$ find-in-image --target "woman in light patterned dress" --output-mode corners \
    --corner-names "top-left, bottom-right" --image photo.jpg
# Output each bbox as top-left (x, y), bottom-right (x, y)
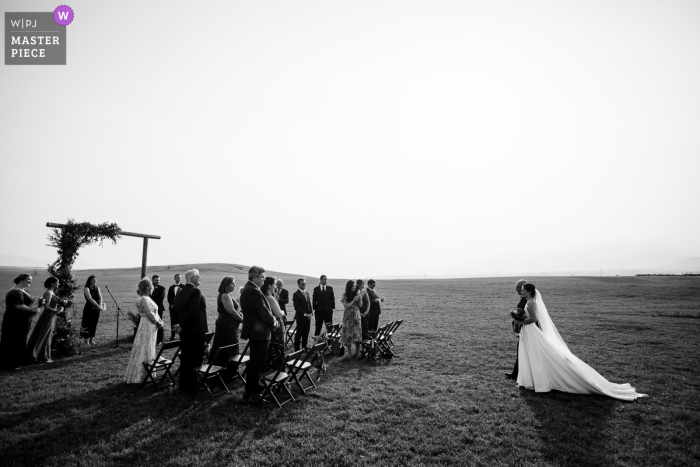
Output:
top-left (125, 277), bottom-right (163, 384)
top-left (340, 280), bottom-right (363, 358)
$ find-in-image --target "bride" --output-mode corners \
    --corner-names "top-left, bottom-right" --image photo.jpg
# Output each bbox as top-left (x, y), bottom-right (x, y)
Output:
top-left (512, 283), bottom-right (647, 401)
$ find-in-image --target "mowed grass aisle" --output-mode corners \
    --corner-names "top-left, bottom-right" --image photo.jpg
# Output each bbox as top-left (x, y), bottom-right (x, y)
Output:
top-left (0, 267), bottom-right (698, 466)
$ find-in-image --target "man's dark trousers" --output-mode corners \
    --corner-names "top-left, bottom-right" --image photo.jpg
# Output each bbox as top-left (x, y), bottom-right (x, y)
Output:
top-left (179, 334), bottom-right (205, 392)
top-left (294, 317), bottom-right (310, 351)
top-left (245, 339), bottom-right (270, 396)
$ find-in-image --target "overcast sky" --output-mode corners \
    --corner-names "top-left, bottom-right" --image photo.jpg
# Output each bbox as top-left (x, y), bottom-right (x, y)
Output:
top-left (1, 0), bottom-right (699, 278)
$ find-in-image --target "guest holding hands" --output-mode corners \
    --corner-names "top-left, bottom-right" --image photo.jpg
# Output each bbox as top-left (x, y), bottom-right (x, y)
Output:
top-left (26, 276), bottom-right (63, 364)
top-left (125, 277), bottom-right (164, 384)
top-left (262, 276), bottom-right (286, 346)
top-left (0, 274), bottom-right (39, 371)
top-left (275, 279), bottom-right (289, 316)
top-left (356, 279), bottom-right (371, 341)
top-left (292, 278), bottom-right (313, 351)
top-left (80, 275), bottom-right (104, 345)
top-left (366, 279), bottom-right (384, 334)
top-left (150, 275), bottom-right (166, 345)
top-left (341, 280), bottom-right (363, 358)
top-left (166, 274), bottom-right (184, 341)
top-left (210, 277), bottom-right (243, 367)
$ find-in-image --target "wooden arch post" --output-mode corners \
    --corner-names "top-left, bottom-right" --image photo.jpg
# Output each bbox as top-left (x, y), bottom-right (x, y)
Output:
top-left (46, 223), bottom-right (161, 278)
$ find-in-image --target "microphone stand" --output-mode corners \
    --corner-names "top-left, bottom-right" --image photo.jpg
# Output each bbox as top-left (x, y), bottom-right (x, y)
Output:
top-left (105, 286), bottom-right (123, 348)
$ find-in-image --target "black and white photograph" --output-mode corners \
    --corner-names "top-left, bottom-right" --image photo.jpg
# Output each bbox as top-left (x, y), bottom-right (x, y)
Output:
top-left (1, 1), bottom-right (698, 465)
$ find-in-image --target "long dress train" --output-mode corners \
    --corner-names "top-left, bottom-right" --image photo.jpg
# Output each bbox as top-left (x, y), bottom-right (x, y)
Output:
top-left (517, 291), bottom-right (647, 401)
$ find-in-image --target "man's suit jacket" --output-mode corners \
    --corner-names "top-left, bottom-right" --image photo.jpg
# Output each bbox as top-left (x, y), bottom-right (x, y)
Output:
top-left (367, 288), bottom-right (381, 316)
top-left (151, 284), bottom-right (166, 313)
top-left (312, 285), bottom-right (335, 313)
top-left (173, 284), bottom-right (208, 337)
top-left (277, 288), bottom-right (289, 313)
top-left (167, 283), bottom-right (184, 308)
top-left (240, 281), bottom-right (276, 341)
top-left (293, 289), bottom-right (313, 321)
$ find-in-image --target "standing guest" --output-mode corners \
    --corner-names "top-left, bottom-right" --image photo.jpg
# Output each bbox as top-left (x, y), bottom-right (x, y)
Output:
top-left (26, 276), bottom-right (64, 364)
top-left (356, 279), bottom-right (371, 341)
top-left (167, 274), bottom-right (184, 340)
top-left (151, 275), bottom-right (167, 345)
top-left (312, 275), bottom-right (335, 339)
top-left (80, 275), bottom-right (104, 346)
top-left (0, 274), bottom-right (39, 371)
top-left (210, 276), bottom-right (243, 368)
top-left (505, 279), bottom-right (528, 379)
top-left (293, 278), bottom-right (313, 351)
top-left (263, 277), bottom-right (286, 322)
top-left (173, 269), bottom-right (208, 393)
top-left (240, 266), bottom-right (277, 404)
top-left (125, 277), bottom-right (164, 383)
top-left (275, 279), bottom-right (289, 317)
top-left (366, 279), bottom-right (384, 334)
top-left (340, 280), bottom-right (363, 358)
top-left (262, 277), bottom-right (286, 346)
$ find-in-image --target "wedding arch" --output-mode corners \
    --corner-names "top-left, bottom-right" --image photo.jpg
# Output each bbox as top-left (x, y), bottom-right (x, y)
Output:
top-left (45, 219), bottom-right (160, 354)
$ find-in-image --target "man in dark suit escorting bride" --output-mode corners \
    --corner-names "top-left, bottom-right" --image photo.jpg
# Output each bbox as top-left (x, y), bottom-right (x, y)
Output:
top-left (505, 279), bottom-right (528, 379)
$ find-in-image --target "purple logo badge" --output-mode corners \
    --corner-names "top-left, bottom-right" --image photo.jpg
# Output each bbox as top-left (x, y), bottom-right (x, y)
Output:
top-left (53, 5), bottom-right (74, 26)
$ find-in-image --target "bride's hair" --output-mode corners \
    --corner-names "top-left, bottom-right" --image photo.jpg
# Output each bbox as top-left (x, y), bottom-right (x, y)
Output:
top-left (523, 283), bottom-right (536, 298)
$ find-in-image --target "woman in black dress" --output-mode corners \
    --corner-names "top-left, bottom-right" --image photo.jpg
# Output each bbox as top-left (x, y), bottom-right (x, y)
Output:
top-left (0, 274), bottom-right (39, 370)
top-left (27, 276), bottom-right (63, 363)
top-left (210, 276), bottom-right (243, 367)
top-left (80, 275), bottom-right (104, 345)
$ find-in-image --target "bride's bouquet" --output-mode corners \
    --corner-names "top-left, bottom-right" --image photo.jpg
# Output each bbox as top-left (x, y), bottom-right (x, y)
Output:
top-left (510, 308), bottom-right (526, 334)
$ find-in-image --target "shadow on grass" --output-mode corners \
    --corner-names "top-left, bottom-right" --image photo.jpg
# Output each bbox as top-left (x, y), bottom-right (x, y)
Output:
top-left (0, 350), bottom-right (390, 466)
top-left (520, 388), bottom-right (618, 467)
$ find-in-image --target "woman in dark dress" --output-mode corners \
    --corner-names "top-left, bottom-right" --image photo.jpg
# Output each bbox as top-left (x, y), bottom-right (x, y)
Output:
top-left (27, 276), bottom-right (63, 363)
top-left (0, 274), bottom-right (39, 370)
top-left (210, 276), bottom-right (243, 367)
top-left (80, 275), bottom-right (104, 345)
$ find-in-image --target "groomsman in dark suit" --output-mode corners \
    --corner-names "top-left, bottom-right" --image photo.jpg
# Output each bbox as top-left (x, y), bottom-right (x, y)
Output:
top-left (173, 269), bottom-right (208, 393)
top-left (366, 279), bottom-right (384, 333)
top-left (240, 265), bottom-right (277, 403)
top-left (292, 278), bottom-right (313, 351)
top-left (505, 279), bottom-right (528, 380)
top-left (150, 275), bottom-right (166, 345)
top-left (275, 279), bottom-right (289, 316)
top-left (312, 275), bottom-right (335, 337)
top-left (167, 273), bottom-right (184, 340)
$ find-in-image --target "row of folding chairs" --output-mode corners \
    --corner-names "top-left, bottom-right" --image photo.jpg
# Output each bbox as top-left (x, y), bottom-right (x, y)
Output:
top-left (361, 319), bottom-right (404, 361)
top-left (140, 331), bottom-right (329, 406)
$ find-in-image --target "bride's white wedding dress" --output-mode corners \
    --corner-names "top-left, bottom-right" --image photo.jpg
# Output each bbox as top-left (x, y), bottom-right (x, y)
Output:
top-left (517, 291), bottom-right (647, 401)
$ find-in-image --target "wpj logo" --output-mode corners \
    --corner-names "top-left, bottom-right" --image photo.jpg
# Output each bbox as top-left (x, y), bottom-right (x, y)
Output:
top-left (4, 9), bottom-right (70, 65)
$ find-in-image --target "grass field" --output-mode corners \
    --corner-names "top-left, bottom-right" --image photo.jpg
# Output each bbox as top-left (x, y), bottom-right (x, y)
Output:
top-left (0, 265), bottom-right (699, 466)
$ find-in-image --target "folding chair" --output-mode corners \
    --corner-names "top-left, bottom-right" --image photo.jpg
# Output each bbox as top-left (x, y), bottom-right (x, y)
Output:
top-left (141, 340), bottom-right (181, 390)
top-left (193, 343), bottom-right (237, 399)
top-left (230, 340), bottom-right (251, 384)
top-left (374, 323), bottom-right (394, 358)
top-left (284, 319), bottom-right (296, 348)
top-left (258, 349), bottom-right (303, 408)
top-left (361, 329), bottom-right (382, 361)
top-left (325, 323), bottom-right (342, 350)
top-left (386, 319), bottom-right (404, 348)
top-left (288, 342), bottom-right (325, 394)
top-left (173, 331), bottom-right (214, 378)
